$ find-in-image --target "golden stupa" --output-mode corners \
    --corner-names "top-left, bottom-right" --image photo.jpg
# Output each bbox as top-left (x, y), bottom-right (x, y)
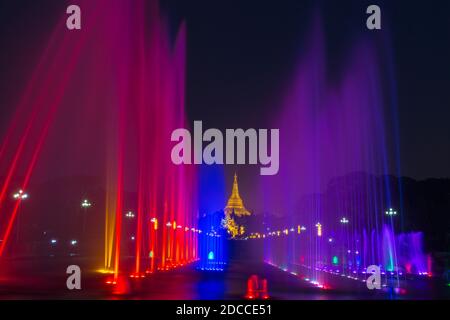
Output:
top-left (224, 173), bottom-right (250, 217)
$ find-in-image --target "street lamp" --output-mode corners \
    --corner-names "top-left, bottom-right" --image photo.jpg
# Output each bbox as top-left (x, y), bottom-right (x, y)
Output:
top-left (385, 208), bottom-right (397, 216)
top-left (13, 189), bottom-right (28, 241)
top-left (13, 189), bottom-right (28, 200)
top-left (340, 217), bottom-right (349, 224)
top-left (125, 211), bottom-right (135, 218)
top-left (339, 217), bottom-right (350, 274)
top-left (150, 218), bottom-right (158, 230)
top-left (81, 199), bottom-right (92, 208)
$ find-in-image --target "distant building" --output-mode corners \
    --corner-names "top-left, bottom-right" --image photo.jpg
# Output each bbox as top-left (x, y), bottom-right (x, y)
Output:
top-left (223, 174), bottom-right (250, 237)
top-left (225, 173), bottom-right (250, 216)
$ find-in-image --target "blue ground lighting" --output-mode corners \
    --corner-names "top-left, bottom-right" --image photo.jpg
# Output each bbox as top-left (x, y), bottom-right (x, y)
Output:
top-left (197, 165), bottom-right (228, 271)
top-left (198, 210), bottom-right (228, 271)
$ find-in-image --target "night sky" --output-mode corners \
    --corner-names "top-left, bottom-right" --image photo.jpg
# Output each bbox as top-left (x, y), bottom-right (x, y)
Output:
top-left (1, 0), bottom-right (449, 189)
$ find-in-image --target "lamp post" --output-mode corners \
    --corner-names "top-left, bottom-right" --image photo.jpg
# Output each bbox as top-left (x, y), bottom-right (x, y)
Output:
top-left (385, 208), bottom-right (397, 216)
top-left (385, 208), bottom-right (398, 274)
top-left (81, 199), bottom-right (92, 235)
top-left (125, 211), bottom-right (135, 219)
top-left (339, 217), bottom-right (349, 274)
top-left (148, 218), bottom-right (158, 273)
top-left (13, 190), bottom-right (28, 200)
top-left (13, 190), bottom-right (28, 242)
top-left (81, 199), bottom-right (91, 208)
top-left (340, 217), bottom-right (349, 224)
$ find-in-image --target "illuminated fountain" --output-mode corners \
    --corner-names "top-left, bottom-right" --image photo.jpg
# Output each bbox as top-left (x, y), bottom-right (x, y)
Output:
top-left (397, 232), bottom-right (428, 275)
top-left (258, 16), bottom-right (427, 289)
top-left (0, 0), bottom-right (198, 285)
top-left (197, 165), bottom-right (227, 271)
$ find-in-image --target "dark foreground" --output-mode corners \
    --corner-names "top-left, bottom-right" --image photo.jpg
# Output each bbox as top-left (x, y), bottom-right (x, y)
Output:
top-left (0, 257), bottom-right (449, 300)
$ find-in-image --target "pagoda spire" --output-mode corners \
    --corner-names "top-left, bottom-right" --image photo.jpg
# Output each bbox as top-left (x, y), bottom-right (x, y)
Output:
top-left (224, 173), bottom-right (250, 217)
top-left (232, 173), bottom-right (239, 196)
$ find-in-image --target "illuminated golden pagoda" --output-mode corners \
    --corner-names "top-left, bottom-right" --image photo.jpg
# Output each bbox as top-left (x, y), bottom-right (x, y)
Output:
top-left (224, 173), bottom-right (250, 217)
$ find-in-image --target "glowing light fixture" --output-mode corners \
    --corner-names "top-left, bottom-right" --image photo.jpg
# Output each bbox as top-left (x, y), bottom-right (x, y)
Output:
top-left (81, 199), bottom-right (92, 208)
top-left (208, 251), bottom-right (215, 260)
top-left (13, 189), bottom-right (28, 200)
top-left (97, 268), bottom-right (114, 274)
top-left (332, 256), bottom-right (339, 265)
top-left (125, 211), bottom-right (135, 218)
top-left (340, 217), bottom-right (349, 224)
top-left (315, 223), bottom-right (322, 237)
top-left (385, 208), bottom-right (397, 216)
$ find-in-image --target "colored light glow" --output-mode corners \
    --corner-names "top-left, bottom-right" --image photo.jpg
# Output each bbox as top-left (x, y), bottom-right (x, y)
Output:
top-left (97, 269), bottom-right (114, 274)
top-left (208, 251), bottom-right (215, 260)
top-left (315, 223), bottom-right (322, 237)
top-left (332, 256), bottom-right (339, 265)
top-left (340, 217), bottom-right (349, 224)
top-left (81, 199), bottom-right (92, 208)
top-left (151, 218), bottom-right (158, 230)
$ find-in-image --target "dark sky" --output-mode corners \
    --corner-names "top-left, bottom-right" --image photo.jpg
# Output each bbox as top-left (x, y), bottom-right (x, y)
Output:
top-left (169, 0), bottom-right (450, 181)
top-left (1, 0), bottom-right (449, 185)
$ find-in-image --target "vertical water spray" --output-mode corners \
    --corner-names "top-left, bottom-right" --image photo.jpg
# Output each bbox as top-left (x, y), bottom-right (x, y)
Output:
top-left (259, 15), bottom-right (411, 288)
top-left (0, 1), bottom-right (199, 286)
